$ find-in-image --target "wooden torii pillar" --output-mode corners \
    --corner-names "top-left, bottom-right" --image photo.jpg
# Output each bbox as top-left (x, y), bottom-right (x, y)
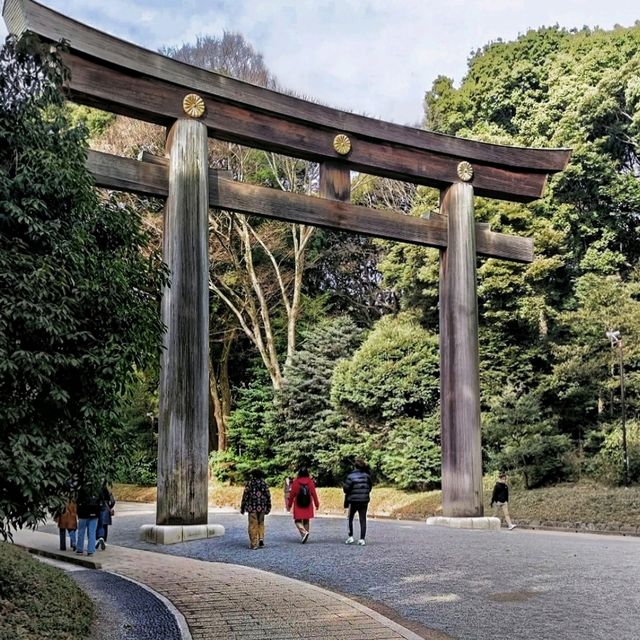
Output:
top-left (5, 0), bottom-right (571, 535)
top-left (158, 119), bottom-right (209, 527)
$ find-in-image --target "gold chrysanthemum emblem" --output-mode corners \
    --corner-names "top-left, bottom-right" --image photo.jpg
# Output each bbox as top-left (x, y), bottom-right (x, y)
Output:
top-left (333, 133), bottom-right (352, 155)
top-left (457, 161), bottom-right (474, 182)
top-left (182, 93), bottom-right (205, 118)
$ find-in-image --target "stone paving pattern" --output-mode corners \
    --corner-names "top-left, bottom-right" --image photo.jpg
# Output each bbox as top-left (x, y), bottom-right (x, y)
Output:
top-left (14, 528), bottom-right (423, 640)
top-left (26, 504), bottom-right (640, 639)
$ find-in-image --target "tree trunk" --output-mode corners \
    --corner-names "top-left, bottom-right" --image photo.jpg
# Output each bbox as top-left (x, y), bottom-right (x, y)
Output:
top-left (209, 356), bottom-right (224, 452)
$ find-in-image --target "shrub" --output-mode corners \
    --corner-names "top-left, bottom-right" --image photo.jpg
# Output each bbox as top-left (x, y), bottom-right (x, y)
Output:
top-left (0, 543), bottom-right (93, 639)
top-left (588, 420), bottom-right (640, 485)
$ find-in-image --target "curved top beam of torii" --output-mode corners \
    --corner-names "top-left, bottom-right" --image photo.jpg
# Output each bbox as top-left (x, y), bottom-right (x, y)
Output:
top-left (4, 0), bottom-right (571, 203)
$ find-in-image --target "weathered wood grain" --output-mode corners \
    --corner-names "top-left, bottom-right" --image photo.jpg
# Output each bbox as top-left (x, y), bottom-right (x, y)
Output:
top-left (439, 183), bottom-right (484, 518)
top-left (138, 150), bottom-right (232, 181)
top-left (156, 120), bottom-right (209, 526)
top-left (65, 53), bottom-right (548, 202)
top-left (3, 0), bottom-right (570, 171)
top-left (86, 150), bottom-right (534, 263)
top-left (319, 161), bottom-right (351, 201)
top-left (3, 0), bottom-right (571, 202)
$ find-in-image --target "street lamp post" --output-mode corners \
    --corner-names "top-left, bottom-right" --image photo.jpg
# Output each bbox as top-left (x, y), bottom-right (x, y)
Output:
top-left (605, 330), bottom-right (629, 486)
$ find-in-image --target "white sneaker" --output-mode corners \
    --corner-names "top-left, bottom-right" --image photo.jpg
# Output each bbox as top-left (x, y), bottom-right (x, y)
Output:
top-left (508, 524), bottom-right (517, 530)
top-left (345, 536), bottom-right (355, 544)
top-left (357, 539), bottom-right (366, 546)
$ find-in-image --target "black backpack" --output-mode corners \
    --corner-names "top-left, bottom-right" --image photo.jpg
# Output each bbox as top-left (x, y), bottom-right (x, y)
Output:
top-left (296, 483), bottom-right (311, 508)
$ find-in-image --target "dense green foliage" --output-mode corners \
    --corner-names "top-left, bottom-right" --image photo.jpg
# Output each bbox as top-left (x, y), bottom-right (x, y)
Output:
top-left (0, 36), bottom-right (166, 538)
top-left (484, 386), bottom-right (572, 488)
top-left (8, 23), bottom-right (640, 500)
top-left (213, 317), bottom-right (362, 484)
top-left (185, 24), bottom-right (640, 490)
top-left (0, 543), bottom-right (94, 639)
top-left (110, 369), bottom-right (159, 486)
top-left (274, 316), bottom-right (363, 483)
top-left (417, 24), bottom-right (640, 484)
top-left (332, 314), bottom-right (441, 489)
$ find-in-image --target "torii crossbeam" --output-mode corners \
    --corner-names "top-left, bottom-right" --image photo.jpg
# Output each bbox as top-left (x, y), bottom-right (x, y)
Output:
top-left (4, 0), bottom-right (570, 534)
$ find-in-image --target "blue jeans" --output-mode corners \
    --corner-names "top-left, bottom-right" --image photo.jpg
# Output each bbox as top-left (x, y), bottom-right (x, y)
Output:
top-left (76, 517), bottom-right (98, 554)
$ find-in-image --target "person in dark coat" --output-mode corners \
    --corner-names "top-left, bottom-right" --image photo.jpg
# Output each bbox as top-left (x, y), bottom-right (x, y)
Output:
top-left (343, 459), bottom-right (372, 546)
top-left (96, 480), bottom-right (116, 550)
top-left (491, 472), bottom-right (517, 530)
top-left (283, 475), bottom-right (293, 513)
top-left (75, 485), bottom-right (101, 556)
top-left (287, 467), bottom-right (319, 543)
top-left (240, 469), bottom-right (272, 549)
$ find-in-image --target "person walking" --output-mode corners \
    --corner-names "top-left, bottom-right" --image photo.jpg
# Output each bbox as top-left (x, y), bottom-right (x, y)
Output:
top-left (491, 472), bottom-right (517, 530)
top-left (343, 459), bottom-right (372, 546)
top-left (75, 484), bottom-right (101, 556)
top-left (55, 501), bottom-right (77, 551)
top-left (240, 469), bottom-right (272, 550)
top-left (287, 467), bottom-right (319, 543)
top-left (96, 480), bottom-right (116, 551)
top-left (283, 475), bottom-right (293, 513)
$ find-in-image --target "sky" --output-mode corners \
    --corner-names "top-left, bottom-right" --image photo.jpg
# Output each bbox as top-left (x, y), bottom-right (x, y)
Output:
top-left (1, 0), bottom-right (639, 125)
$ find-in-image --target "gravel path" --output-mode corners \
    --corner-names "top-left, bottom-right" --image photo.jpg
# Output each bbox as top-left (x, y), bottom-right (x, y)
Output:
top-left (35, 554), bottom-right (182, 640)
top-left (74, 570), bottom-right (182, 640)
top-left (41, 504), bottom-right (640, 640)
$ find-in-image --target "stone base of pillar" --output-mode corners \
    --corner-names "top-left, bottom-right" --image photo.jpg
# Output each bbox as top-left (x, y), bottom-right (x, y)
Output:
top-left (140, 523), bottom-right (225, 545)
top-left (426, 516), bottom-right (501, 530)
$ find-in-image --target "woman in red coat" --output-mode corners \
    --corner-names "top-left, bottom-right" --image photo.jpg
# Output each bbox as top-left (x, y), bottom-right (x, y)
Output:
top-left (286, 467), bottom-right (320, 543)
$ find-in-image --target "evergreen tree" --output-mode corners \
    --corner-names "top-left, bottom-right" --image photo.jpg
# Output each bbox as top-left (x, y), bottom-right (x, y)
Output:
top-left (484, 386), bottom-right (572, 489)
top-left (332, 313), bottom-right (441, 487)
top-left (274, 316), bottom-right (363, 484)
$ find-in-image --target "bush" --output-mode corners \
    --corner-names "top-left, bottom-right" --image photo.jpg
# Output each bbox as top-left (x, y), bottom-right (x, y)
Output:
top-left (380, 416), bottom-right (441, 491)
top-left (0, 543), bottom-right (94, 639)
top-left (331, 314), bottom-right (441, 486)
top-left (588, 420), bottom-right (640, 485)
top-left (484, 386), bottom-right (572, 488)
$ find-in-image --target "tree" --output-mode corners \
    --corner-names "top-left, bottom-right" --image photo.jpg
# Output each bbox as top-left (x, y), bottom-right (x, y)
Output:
top-left (160, 32), bottom-right (278, 90)
top-left (331, 313), bottom-right (441, 485)
top-left (0, 35), bottom-right (166, 538)
top-left (417, 24), bottom-right (640, 485)
top-left (484, 386), bottom-right (572, 489)
top-left (273, 316), bottom-right (362, 483)
top-left (303, 231), bottom-right (397, 327)
top-left (213, 367), bottom-right (277, 484)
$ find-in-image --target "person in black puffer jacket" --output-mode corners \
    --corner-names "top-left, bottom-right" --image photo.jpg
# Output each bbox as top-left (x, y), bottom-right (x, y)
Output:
top-left (343, 459), bottom-right (372, 546)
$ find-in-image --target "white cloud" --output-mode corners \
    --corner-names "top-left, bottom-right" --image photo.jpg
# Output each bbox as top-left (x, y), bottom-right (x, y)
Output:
top-left (2, 0), bottom-right (639, 124)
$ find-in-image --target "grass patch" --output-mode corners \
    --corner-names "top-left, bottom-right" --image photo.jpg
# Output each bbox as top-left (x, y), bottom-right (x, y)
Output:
top-left (507, 482), bottom-right (640, 526)
top-left (0, 543), bottom-right (94, 640)
top-left (112, 480), bottom-right (640, 527)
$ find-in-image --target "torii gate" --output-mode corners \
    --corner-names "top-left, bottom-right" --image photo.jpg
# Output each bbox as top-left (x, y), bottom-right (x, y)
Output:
top-left (5, 0), bottom-right (570, 539)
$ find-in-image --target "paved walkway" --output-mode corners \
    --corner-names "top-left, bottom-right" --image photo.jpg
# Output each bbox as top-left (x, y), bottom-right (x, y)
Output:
top-left (13, 529), bottom-right (427, 640)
